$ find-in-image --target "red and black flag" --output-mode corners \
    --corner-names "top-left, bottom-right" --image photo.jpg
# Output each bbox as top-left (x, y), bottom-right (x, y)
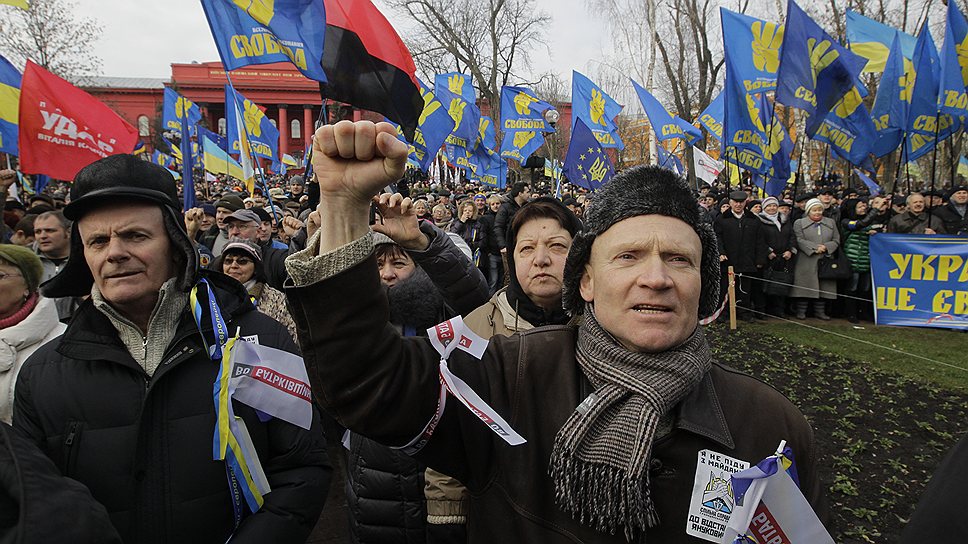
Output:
top-left (321, 0), bottom-right (423, 141)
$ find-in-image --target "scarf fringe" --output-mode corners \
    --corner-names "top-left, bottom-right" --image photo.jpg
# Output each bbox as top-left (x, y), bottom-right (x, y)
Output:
top-left (549, 447), bottom-right (659, 541)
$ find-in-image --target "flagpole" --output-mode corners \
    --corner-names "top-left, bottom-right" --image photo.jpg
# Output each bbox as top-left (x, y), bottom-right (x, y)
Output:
top-left (929, 109), bottom-right (942, 196)
top-left (820, 143), bottom-right (830, 186)
top-left (224, 71), bottom-right (275, 220)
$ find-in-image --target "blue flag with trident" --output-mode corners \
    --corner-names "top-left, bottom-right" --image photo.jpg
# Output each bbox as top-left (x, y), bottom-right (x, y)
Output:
top-left (571, 71), bottom-right (624, 149)
top-left (870, 34), bottom-right (911, 157)
top-left (774, 0), bottom-right (866, 137)
top-left (500, 86), bottom-right (555, 133)
top-left (564, 119), bottom-right (615, 190)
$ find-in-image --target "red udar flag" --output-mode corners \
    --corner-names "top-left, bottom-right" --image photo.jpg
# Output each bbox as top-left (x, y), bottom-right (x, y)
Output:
top-left (321, 0), bottom-right (422, 141)
top-left (18, 61), bottom-right (138, 180)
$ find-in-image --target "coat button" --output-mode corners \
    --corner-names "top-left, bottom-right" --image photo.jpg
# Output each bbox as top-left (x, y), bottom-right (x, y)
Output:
top-left (649, 458), bottom-right (663, 472)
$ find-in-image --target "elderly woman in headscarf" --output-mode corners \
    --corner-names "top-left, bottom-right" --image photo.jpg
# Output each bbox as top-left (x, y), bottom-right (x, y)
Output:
top-left (0, 245), bottom-right (66, 424)
top-left (789, 197), bottom-right (839, 320)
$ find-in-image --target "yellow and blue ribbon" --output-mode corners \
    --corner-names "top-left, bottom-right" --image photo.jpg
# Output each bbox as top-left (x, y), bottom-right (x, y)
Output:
top-left (190, 279), bottom-right (266, 526)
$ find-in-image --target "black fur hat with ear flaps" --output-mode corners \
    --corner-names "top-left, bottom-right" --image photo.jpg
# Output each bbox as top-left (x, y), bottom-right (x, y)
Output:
top-left (41, 154), bottom-right (199, 298)
top-left (561, 165), bottom-right (721, 319)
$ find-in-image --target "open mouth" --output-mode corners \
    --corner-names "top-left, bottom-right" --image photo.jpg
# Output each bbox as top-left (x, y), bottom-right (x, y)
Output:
top-left (632, 304), bottom-right (672, 314)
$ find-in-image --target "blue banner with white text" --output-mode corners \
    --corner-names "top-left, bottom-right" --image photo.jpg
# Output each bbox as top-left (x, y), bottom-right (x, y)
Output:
top-left (870, 234), bottom-right (968, 329)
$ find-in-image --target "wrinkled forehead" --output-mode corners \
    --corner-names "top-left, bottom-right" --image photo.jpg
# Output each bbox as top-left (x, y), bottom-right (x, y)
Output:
top-left (593, 214), bottom-right (701, 254)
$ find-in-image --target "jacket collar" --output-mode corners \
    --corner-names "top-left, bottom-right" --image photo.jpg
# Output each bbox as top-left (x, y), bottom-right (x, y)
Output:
top-left (55, 270), bottom-right (252, 367)
top-left (672, 369), bottom-right (735, 449)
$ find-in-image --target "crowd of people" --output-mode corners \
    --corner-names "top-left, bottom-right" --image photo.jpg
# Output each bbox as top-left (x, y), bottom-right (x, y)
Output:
top-left (0, 119), bottom-right (965, 543)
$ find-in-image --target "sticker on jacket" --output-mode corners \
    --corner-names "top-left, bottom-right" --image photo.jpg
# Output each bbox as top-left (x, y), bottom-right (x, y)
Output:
top-left (686, 449), bottom-right (750, 542)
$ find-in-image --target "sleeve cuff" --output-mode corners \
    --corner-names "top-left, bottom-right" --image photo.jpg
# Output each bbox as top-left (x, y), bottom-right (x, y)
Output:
top-left (285, 230), bottom-right (374, 286)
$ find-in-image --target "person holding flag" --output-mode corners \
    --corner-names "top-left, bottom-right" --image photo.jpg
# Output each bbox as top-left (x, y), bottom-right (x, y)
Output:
top-left (13, 155), bottom-right (331, 543)
top-left (283, 119), bottom-right (826, 543)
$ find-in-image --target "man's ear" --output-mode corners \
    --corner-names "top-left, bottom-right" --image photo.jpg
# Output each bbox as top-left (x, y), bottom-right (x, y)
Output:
top-left (579, 264), bottom-right (594, 304)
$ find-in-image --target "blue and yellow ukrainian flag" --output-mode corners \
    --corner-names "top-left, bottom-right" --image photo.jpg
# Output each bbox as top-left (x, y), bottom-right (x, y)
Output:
top-left (0, 54), bottom-right (21, 156)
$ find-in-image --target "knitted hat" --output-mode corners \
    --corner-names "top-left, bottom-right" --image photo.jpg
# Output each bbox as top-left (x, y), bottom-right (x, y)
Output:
top-left (562, 165), bottom-right (721, 319)
top-left (804, 198), bottom-right (823, 213)
top-left (222, 239), bottom-right (262, 262)
top-left (42, 154), bottom-right (199, 298)
top-left (214, 195), bottom-right (245, 212)
top-left (0, 245), bottom-right (43, 293)
top-left (761, 196), bottom-right (779, 209)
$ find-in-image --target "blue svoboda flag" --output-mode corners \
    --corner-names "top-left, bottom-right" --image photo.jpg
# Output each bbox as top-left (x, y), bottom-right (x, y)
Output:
top-left (200, 0), bottom-right (327, 82)
top-left (434, 72), bottom-right (479, 150)
top-left (719, 8), bottom-right (784, 95)
top-left (500, 86), bottom-right (554, 133)
top-left (630, 79), bottom-right (700, 145)
top-left (571, 71), bottom-right (623, 149)
top-left (406, 79), bottom-right (454, 172)
top-left (162, 87), bottom-right (201, 133)
top-left (775, 0), bottom-right (866, 138)
top-left (938, 0), bottom-right (968, 118)
top-left (500, 129), bottom-right (544, 165)
top-left (0, 54), bottom-right (21, 155)
top-left (225, 84), bottom-right (280, 166)
top-left (814, 86), bottom-right (876, 168)
top-left (905, 28), bottom-right (960, 162)
top-left (870, 35), bottom-right (911, 157)
top-left (698, 91), bottom-right (724, 143)
top-left (564, 119), bottom-right (615, 190)
top-left (846, 9), bottom-right (916, 73)
top-left (722, 54), bottom-right (775, 176)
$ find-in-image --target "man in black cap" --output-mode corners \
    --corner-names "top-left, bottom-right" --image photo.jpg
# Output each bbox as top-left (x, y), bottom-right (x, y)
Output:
top-left (932, 185), bottom-right (968, 235)
top-left (818, 187), bottom-right (840, 223)
top-left (791, 191), bottom-right (814, 223)
top-left (14, 154), bottom-right (330, 543)
top-left (714, 190), bottom-right (768, 321)
top-left (282, 120), bottom-right (825, 543)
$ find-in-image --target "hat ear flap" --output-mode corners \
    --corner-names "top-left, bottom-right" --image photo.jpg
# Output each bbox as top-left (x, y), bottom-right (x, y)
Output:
top-left (562, 231), bottom-right (596, 316)
top-left (41, 222), bottom-right (95, 298)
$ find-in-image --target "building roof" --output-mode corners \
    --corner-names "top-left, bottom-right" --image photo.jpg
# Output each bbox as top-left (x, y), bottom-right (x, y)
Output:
top-left (78, 76), bottom-right (169, 90)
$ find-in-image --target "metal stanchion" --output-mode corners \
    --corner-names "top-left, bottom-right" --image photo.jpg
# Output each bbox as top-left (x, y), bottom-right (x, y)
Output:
top-left (728, 266), bottom-right (737, 330)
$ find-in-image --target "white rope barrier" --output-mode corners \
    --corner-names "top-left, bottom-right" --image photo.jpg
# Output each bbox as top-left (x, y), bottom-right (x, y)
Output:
top-left (732, 304), bottom-right (968, 375)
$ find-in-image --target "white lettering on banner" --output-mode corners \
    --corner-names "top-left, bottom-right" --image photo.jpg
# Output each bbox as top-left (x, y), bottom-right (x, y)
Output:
top-left (36, 107), bottom-right (117, 156)
top-left (425, 317), bottom-right (525, 445)
top-left (685, 449), bottom-right (750, 542)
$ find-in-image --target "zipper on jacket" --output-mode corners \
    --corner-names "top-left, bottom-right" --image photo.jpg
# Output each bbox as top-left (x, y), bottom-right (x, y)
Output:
top-left (142, 335), bottom-right (148, 366)
top-left (64, 420), bottom-right (80, 477)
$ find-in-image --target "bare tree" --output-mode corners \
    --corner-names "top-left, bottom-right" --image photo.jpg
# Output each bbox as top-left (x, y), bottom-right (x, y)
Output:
top-left (388, 0), bottom-right (550, 123)
top-left (650, 0), bottom-right (724, 186)
top-left (0, 0), bottom-right (102, 82)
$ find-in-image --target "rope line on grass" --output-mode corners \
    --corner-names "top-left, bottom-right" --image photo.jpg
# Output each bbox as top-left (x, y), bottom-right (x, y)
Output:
top-left (733, 304), bottom-right (968, 375)
top-left (735, 272), bottom-right (954, 320)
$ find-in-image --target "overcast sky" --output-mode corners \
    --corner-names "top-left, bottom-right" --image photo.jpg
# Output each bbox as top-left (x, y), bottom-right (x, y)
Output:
top-left (72, 0), bottom-right (607, 85)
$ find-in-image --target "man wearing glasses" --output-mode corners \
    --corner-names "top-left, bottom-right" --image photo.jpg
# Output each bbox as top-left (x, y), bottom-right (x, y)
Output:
top-left (223, 209), bottom-right (289, 289)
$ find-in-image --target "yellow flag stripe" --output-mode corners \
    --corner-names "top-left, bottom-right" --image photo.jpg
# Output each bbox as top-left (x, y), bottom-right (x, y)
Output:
top-left (0, 83), bottom-right (19, 124)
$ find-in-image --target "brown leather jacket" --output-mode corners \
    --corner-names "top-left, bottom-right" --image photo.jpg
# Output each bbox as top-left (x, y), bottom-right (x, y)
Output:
top-left (287, 255), bottom-right (827, 543)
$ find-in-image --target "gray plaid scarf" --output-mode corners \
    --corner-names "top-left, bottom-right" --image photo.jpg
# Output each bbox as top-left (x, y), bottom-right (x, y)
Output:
top-left (549, 304), bottom-right (712, 540)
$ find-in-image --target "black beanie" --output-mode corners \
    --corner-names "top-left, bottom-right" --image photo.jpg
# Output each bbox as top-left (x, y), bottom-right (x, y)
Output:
top-left (561, 165), bottom-right (721, 319)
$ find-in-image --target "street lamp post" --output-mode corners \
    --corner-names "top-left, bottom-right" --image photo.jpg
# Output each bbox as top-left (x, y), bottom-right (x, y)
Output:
top-left (544, 108), bottom-right (561, 195)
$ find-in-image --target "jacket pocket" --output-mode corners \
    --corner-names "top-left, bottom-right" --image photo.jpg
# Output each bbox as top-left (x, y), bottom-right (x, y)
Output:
top-left (63, 420), bottom-right (84, 478)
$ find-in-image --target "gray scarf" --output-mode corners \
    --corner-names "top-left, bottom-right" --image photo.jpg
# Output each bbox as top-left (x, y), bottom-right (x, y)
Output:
top-left (549, 304), bottom-right (712, 540)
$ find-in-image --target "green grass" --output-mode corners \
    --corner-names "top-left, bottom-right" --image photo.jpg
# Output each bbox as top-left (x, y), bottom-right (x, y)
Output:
top-left (740, 320), bottom-right (968, 392)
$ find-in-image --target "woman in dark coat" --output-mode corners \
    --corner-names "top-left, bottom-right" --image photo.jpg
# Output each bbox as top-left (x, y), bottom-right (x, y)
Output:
top-left (343, 208), bottom-right (489, 544)
top-left (756, 196), bottom-right (796, 317)
top-left (839, 197), bottom-right (887, 323)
